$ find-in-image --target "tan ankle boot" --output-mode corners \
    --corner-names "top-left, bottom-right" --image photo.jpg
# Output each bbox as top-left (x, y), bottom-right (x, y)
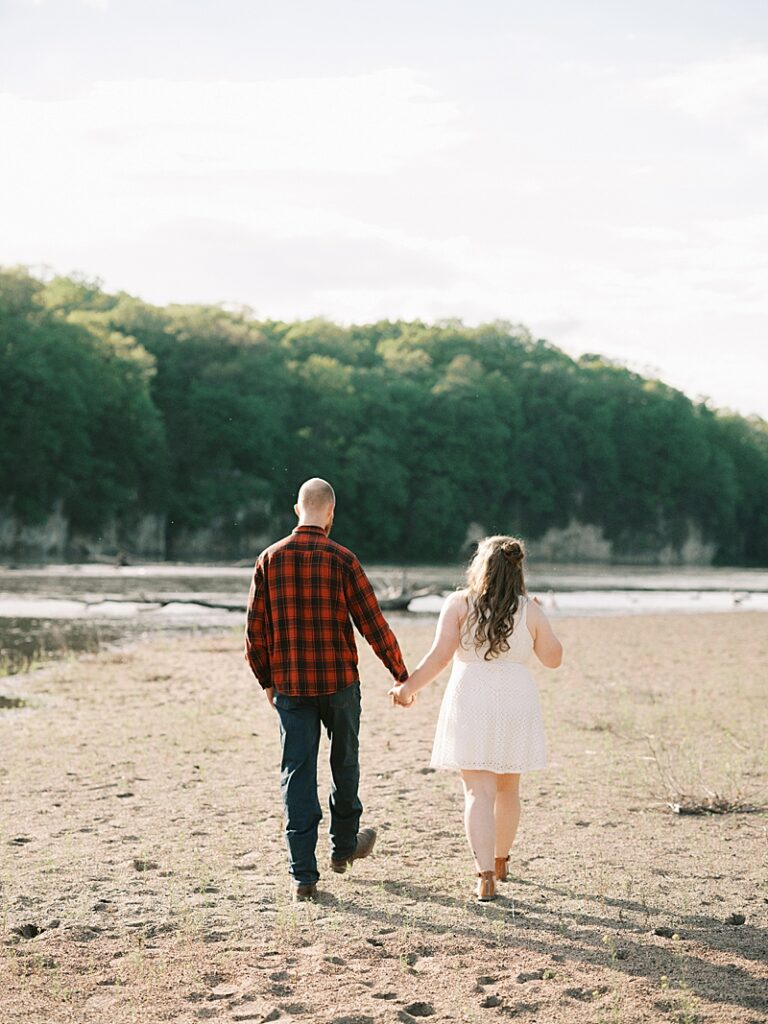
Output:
top-left (476, 870), bottom-right (496, 902)
top-left (495, 855), bottom-right (509, 882)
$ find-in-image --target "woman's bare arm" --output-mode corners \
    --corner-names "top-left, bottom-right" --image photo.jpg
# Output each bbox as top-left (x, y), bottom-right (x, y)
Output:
top-left (392, 591), bottom-right (465, 702)
top-left (527, 597), bottom-right (563, 668)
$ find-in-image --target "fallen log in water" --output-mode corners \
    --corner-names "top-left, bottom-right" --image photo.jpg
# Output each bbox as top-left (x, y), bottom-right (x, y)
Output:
top-left (26, 585), bottom-right (445, 615)
top-left (378, 586), bottom-right (443, 611)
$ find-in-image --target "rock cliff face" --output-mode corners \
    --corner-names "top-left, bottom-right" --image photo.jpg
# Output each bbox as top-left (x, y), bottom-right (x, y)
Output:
top-left (0, 502), bottom-right (70, 560)
top-left (69, 515), bottom-right (167, 561)
top-left (0, 506), bottom-right (166, 562)
top-left (525, 521), bottom-right (614, 563)
top-left (1, 508), bottom-right (717, 566)
top-left (0, 505), bottom-right (275, 562)
top-left (164, 520), bottom-right (276, 562)
top-left (466, 519), bottom-right (717, 566)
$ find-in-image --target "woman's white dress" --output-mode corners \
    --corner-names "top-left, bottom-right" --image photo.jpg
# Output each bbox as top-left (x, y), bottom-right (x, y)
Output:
top-left (430, 594), bottom-right (547, 773)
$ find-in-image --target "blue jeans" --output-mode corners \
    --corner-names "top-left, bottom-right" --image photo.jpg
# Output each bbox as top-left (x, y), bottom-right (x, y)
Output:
top-left (274, 682), bottom-right (363, 885)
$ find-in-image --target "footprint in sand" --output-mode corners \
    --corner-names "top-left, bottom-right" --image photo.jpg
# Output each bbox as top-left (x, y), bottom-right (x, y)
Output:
top-left (231, 1007), bottom-right (270, 1023)
top-left (403, 1003), bottom-right (436, 1018)
top-left (480, 994), bottom-right (502, 1008)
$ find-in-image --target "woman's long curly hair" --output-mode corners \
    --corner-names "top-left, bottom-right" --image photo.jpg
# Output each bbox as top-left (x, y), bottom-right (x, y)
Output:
top-left (463, 535), bottom-right (527, 660)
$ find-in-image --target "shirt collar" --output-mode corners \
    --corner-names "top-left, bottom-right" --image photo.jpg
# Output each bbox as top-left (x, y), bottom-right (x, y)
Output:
top-left (292, 525), bottom-right (327, 535)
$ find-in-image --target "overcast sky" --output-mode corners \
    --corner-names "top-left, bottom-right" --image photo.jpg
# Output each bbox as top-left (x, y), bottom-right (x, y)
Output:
top-left (1, 0), bottom-right (767, 416)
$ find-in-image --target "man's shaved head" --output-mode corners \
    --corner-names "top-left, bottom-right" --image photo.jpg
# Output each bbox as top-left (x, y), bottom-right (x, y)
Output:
top-left (297, 478), bottom-right (336, 514)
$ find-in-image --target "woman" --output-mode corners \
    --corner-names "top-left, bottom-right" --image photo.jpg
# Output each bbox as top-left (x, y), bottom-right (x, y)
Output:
top-left (390, 535), bottom-right (562, 902)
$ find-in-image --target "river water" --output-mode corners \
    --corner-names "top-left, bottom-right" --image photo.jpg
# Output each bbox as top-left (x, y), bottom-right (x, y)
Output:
top-left (1, 561), bottom-right (767, 676)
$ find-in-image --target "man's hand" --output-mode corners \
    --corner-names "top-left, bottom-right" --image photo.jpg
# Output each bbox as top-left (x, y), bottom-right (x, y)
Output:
top-left (265, 686), bottom-right (276, 709)
top-left (389, 683), bottom-right (416, 708)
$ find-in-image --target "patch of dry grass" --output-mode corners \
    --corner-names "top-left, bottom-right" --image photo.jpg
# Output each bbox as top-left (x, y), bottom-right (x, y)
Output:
top-left (1, 613), bottom-right (767, 1023)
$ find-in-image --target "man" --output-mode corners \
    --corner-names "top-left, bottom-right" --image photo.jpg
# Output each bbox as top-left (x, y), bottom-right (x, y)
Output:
top-left (245, 478), bottom-right (409, 901)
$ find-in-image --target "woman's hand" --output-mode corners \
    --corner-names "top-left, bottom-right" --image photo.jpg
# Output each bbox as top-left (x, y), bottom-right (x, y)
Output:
top-left (389, 683), bottom-right (416, 708)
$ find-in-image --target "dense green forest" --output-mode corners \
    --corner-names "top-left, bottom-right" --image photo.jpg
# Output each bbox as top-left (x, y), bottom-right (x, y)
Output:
top-left (1, 266), bottom-right (767, 564)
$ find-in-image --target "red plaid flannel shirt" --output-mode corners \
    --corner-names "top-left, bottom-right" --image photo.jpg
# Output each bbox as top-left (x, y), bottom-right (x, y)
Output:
top-left (244, 525), bottom-right (408, 695)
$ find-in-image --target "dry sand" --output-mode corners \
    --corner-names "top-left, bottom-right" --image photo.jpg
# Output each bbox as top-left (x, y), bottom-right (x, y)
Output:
top-left (1, 612), bottom-right (767, 1024)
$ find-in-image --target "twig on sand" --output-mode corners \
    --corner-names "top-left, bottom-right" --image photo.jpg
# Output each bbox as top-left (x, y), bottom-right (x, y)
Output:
top-left (667, 797), bottom-right (764, 816)
top-left (645, 735), bottom-right (765, 816)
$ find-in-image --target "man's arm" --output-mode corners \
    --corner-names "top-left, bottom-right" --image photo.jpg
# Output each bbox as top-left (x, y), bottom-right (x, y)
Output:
top-left (344, 557), bottom-right (408, 682)
top-left (244, 559), bottom-right (273, 690)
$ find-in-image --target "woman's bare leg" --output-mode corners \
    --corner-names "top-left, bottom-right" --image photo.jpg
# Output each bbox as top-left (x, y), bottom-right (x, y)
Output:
top-left (494, 772), bottom-right (521, 858)
top-left (460, 770), bottom-right (497, 873)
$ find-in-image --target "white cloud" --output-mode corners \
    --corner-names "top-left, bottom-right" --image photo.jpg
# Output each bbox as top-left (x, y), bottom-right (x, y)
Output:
top-left (92, 216), bottom-right (463, 310)
top-left (647, 51), bottom-right (768, 118)
top-left (614, 225), bottom-right (689, 244)
top-left (0, 70), bottom-right (461, 180)
top-left (0, 69), bottom-right (465, 267)
top-left (16, 0), bottom-right (109, 6)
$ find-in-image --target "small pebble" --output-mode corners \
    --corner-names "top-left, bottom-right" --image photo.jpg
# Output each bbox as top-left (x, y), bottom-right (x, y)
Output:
top-left (480, 994), bottom-right (502, 1008)
top-left (132, 858), bottom-right (158, 872)
top-left (516, 969), bottom-right (544, 983)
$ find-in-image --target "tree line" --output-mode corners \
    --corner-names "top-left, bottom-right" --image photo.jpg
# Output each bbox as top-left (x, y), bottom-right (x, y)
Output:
top-left (1, 267), bottom-right (767, 564)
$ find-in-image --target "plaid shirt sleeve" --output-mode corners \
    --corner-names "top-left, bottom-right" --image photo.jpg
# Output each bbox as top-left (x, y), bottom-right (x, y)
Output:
top-left (344, 557), bottom-right (409, 683)
top-left (244, 559), bottom-right (272, 689)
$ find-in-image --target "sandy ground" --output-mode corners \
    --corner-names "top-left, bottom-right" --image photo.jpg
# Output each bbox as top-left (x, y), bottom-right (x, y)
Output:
top-left (1, 612), bottom-right (767, 1024)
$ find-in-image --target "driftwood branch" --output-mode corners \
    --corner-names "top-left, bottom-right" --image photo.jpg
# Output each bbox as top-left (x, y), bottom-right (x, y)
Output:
top-left (49, 586), bottom-right (446, 615)
top-left (378, 586), bottom-right (442, 610)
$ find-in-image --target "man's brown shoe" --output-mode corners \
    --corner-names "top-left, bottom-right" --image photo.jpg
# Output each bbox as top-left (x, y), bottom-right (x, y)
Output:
top-left (330, 827), bottom-right (377, 873)
top-left (292, 882), bottom-right (317, 902)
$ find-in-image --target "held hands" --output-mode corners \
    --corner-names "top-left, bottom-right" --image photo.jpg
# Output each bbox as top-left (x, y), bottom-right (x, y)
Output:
top-left (267, 683), bottom-right (415, 709)
top-left (389, 683), bottom-right (416, 708)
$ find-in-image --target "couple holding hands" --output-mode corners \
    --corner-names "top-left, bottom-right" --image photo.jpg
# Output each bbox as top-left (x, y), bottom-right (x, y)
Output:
top-left (245, 479), bottom-right (562, 903)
